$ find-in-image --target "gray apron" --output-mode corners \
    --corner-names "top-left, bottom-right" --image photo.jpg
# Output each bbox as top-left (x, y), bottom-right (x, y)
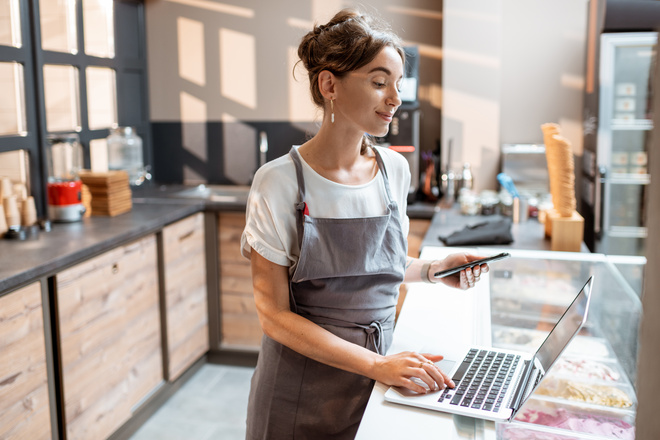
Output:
top-left (246, 147), bottom-right (407, 440)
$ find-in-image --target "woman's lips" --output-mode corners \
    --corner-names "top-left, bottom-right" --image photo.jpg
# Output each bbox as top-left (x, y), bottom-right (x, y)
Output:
top-left (377, 112), bottom-right (393, 122)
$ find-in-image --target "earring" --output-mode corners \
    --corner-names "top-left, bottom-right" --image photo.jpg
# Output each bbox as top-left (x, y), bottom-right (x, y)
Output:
top-left (330, 99), bottom-right (335, 124)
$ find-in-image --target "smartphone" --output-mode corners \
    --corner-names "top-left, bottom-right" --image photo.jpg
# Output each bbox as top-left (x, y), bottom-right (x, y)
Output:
top-left (433, 252), bottom-right (511, 278)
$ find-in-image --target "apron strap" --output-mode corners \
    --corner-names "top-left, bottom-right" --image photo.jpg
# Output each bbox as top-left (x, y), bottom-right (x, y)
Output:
top-left (289, 147), bottom-right (307, 252)
top-left (310, 315), bottom-right (387, 355)
top-left (370, 146), bottom-right (396, 207)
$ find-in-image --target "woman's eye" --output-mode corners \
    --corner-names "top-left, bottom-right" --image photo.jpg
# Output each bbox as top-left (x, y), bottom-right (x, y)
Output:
top-left (374, 82), bottom-right (385, 87)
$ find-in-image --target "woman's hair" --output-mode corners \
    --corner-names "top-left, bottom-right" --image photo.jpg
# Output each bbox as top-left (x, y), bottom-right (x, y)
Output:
top-left (298, 9), bottom-right (405, 106)
top-left (297, 9), bottom-right (405, 152)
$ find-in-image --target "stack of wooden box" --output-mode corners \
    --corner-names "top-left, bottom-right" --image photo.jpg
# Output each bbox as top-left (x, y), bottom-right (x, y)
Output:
top-left (78, 170), bottom-right (132, 216)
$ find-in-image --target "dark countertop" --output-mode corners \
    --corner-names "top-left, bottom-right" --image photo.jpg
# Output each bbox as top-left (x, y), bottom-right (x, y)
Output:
top-left (0, 184), bottom-right (439, 296)
top-left (0, 200), bottom-right (205, 294)
top-left (421, 207), bottom-right (591, 252)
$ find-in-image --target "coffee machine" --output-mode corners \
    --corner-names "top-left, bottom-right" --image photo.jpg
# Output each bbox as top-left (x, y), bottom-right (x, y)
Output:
top-left (46, 133), bottom-right (85, 222)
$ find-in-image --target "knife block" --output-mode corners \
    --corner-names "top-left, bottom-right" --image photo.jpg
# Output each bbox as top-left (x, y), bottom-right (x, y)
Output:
top-left (544, 208), bottom-right (584, 252)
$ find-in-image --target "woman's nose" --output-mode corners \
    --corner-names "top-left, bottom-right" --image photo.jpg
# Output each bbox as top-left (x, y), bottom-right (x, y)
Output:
top-left (388, 86), bottom-right (402, 107)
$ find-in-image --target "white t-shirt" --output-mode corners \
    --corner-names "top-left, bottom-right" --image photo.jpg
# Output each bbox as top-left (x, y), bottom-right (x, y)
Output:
top-left (240, 145), bottom-right (411, 272)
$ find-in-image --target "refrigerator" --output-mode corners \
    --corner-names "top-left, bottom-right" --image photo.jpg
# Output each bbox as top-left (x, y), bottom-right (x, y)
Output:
top-left (581, 32), bottom-right (656, 256)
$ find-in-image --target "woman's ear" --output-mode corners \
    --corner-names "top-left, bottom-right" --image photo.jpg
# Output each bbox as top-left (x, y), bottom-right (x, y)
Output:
top-left (318, 70), bottom-right (336, 100)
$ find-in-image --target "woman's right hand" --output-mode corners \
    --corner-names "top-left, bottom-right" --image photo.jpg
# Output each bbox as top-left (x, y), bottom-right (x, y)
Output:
top-left (371, 351), bottom-right (455, 394)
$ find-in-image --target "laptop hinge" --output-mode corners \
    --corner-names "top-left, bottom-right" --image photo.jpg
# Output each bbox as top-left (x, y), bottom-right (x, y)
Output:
top-left (508, 359), bottom-right (534, 416)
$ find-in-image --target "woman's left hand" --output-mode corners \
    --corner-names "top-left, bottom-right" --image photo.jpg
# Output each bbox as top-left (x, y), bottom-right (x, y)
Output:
top-left (430, 253), bottom-right (489, 290)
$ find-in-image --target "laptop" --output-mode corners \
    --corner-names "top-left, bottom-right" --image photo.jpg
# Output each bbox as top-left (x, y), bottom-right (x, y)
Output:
top-left (384, 276), bottom-right (594, 422)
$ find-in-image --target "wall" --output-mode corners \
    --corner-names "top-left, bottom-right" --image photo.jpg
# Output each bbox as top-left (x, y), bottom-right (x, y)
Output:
top-left (144, 0), bottom-right (443, 185)
top-left (442, 0), bottom-right (588, 192)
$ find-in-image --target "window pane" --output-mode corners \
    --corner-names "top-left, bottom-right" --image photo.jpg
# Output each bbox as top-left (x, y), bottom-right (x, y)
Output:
top-left (40, 0), bottom-right (77, 54)
top-left (89, 137), bottom-right (108, 171)
top-left (86, 66), bottom-right (116, 129)
top-left (83, 0), bottom-right (114, 58)
top-left (0, 62), bottom-right (26, 136)
top-left (43, 64), bottom-right (80, 132)
top-left (0, 0), bottom-right (21, 48)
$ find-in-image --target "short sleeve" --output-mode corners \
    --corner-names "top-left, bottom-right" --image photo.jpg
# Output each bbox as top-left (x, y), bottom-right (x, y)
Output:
top-left (240, 157), bottom-right (299, 268)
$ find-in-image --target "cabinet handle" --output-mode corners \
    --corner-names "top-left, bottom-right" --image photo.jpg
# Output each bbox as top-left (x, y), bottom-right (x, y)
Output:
top-left (112, 263), bottom-right (119, 274)
top-left (179, 230), bottom-right (195, 242)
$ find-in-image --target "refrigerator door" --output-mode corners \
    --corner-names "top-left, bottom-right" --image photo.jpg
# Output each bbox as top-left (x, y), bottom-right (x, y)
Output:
top-left (595, 32), bottom-right (655, 256)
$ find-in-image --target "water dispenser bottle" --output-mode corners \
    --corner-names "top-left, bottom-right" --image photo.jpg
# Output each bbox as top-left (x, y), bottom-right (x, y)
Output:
top-left (107, 126), bottom-right (148, 186)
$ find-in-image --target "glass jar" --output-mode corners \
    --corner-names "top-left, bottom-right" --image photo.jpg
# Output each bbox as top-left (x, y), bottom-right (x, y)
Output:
top-left (47, 133), bottom-right (83, 182)
top-left (106, 126), bottom-right (146, 186)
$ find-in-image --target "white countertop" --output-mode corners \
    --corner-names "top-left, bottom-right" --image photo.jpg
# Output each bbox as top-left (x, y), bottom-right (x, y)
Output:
top-left (356, 247), bottom-right (500, 440)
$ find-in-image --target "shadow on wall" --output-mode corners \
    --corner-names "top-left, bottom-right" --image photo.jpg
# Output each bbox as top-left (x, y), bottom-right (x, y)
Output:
top-left (152, 120), bottom-right (317, 185)
top-left (146, 0), bottom-right (442, 185)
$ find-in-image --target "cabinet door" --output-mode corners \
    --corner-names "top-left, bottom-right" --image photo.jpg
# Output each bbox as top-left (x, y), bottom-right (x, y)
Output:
top-left (0, 282), bottom-right (52, 440)
top-left (162, 213), bottom-right (209, 380)
top-left (218, 211), bottom-right (262, 349)
top-left (56, 235), bottom-right (162, 440)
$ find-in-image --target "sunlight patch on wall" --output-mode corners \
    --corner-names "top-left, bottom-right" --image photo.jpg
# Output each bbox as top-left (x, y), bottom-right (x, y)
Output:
top-left (419, 83), bottom-right (442, 110)
top-left (385, 6), bottom-right (442, 21)
top-left (443, 7), bottom-right (500, 24)
top-left (560, 73), bottom-right (584, 91)
top-left (165, 0), bottom-right (254, 18)
top-left (89, 138), bottom-right (108, 172)
top-left (180, 90), bottom-right (207, 122)
top-left (177, 17), bottom-right (205, 87)
top-left (443, 46), bottom-right (499, 69)
top-left (287, 17), bottom-right (313, 30)
top-left (312, 0), bottom-right (344, 24)
top-left (288, 46), bottom-right (316, 122)
top-left (403, 40), bottom-right (443, 61)
top-left (219, 28), bottom-right (256, 109)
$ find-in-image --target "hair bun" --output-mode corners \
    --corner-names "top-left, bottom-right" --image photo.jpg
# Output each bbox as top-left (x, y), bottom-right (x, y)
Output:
top-left (296, 8), bottom-right (403, 108)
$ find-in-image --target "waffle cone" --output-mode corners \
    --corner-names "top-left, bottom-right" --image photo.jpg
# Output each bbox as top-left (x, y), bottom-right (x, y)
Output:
top-left (541, 123), bottom-right (561, 204)
top-left (546, 134), bottom-right (576, 216)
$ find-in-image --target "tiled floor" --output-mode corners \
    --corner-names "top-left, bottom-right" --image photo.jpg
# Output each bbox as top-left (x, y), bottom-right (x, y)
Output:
top-left (129, 364), bottom-right (254, 440)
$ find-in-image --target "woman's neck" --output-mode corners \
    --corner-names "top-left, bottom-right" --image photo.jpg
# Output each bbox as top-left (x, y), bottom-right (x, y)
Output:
top-left (298, 124), bottom-right (376, 185)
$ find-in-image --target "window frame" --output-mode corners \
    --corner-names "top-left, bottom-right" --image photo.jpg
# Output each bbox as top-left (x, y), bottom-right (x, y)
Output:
top-left (0, 0), bottom-right (150, 217)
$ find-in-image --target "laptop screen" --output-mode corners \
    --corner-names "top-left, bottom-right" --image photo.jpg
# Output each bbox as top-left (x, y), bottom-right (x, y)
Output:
top-left (534, 276), bottom-right (593, 374)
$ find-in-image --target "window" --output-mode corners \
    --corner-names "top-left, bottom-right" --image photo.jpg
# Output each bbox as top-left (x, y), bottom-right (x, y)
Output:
top-left (0, 0), bottom-right (149, 217)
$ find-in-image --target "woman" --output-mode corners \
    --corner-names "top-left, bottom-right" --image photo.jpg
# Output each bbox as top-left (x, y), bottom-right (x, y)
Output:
top-left (240, 9), bottom-right (488, 439)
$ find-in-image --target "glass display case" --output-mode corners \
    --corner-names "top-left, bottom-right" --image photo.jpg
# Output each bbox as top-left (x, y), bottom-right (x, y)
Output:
top-left (581, 32), bottom-right (655, 256)
top-left (488, 254), bottom-right (642, 439)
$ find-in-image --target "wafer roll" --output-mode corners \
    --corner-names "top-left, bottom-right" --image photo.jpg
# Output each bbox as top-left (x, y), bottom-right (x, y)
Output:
top-left (541, 123), bottom-right (561, 206)
top-left (546, 134), bottom-right (576, 217)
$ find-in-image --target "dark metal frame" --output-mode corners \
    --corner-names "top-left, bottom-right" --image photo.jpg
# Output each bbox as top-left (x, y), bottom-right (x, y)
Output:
top-left (0, 0), bottom-right (44, 213)
top-left (0, 0), bottom-right (151, 217)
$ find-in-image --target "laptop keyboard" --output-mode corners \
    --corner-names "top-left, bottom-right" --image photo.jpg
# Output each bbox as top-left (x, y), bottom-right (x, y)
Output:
top-left (439, 349), bottom-right (520, 412)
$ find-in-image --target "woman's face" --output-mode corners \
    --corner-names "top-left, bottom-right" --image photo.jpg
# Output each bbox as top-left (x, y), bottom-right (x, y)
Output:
top-left (334, 45), bottom-right (404, 137)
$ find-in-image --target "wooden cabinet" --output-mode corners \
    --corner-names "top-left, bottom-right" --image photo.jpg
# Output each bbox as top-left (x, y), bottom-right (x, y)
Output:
top-left (0, 282), bottom-right (52, 440)
top-left (162, 213), bottom-right (209, 380)
top-left (218, 211), bottom-right (262, 349)
top-left (56, 235), bottom-right (162, 440)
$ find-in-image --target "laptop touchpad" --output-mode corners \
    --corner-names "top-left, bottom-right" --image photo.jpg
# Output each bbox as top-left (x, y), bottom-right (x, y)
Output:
top-left (436, 359), bottom-right (456, 375)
